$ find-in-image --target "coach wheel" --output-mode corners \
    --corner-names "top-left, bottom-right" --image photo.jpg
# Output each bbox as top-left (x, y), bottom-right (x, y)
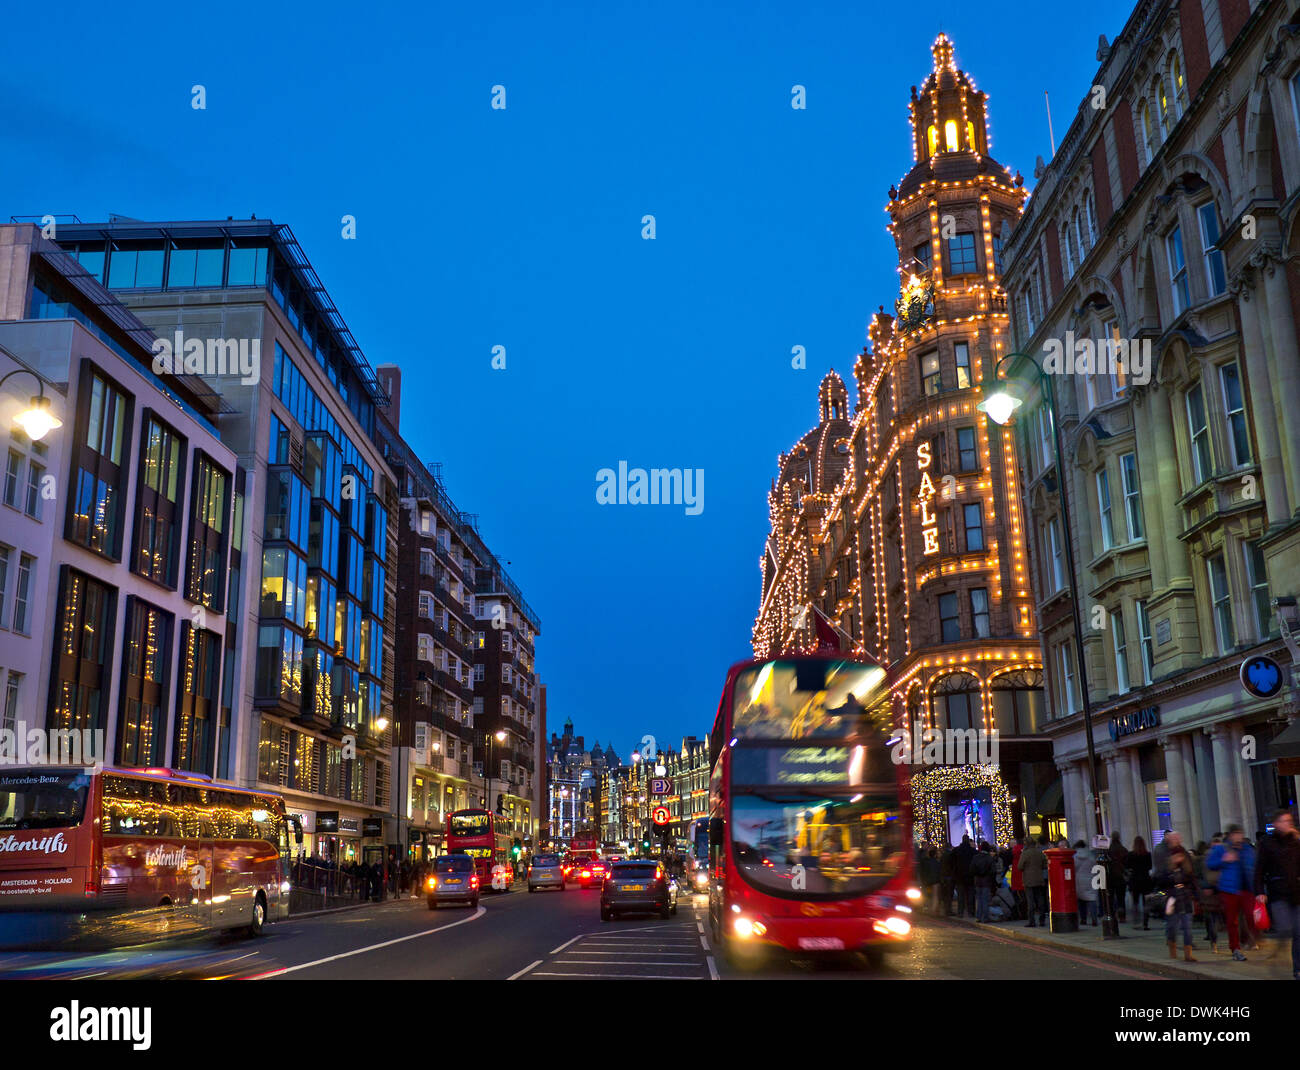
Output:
top-left (249, 893), bottom-right (267, 937)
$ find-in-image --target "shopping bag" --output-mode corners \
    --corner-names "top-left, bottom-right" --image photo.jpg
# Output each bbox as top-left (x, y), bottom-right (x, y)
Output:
top-left (1253, 897), bottom-right (1270, 931)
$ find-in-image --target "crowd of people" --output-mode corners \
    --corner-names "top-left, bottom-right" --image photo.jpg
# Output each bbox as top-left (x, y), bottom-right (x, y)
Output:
top-left (291, 853), bottom-right (436, 901)
top-left (914, 807), bottom-right (1300, 978)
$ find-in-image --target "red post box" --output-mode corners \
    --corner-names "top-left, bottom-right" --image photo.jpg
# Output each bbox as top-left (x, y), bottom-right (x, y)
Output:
top-left (1044, 847), bottom-right (1078, 933)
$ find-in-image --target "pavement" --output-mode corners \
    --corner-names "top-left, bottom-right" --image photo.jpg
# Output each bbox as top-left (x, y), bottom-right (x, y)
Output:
top-left (938, 908), bottom-right (1298, 981)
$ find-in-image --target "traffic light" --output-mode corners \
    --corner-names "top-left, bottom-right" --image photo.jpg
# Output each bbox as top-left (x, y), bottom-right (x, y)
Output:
top-left (641, 837), bottom-right (651, 853)
top-left (512, 838), bottom-right (522, 858)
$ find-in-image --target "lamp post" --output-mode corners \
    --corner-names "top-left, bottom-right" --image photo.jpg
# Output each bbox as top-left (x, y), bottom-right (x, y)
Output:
top-left (978, 351), bottom-right (1120, 940)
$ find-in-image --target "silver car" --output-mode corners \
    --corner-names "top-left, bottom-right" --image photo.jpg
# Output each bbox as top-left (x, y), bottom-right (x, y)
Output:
top-left (426, 853), bottom-right (480, 909)
top-left (527, 853), bottom-right (566, 892)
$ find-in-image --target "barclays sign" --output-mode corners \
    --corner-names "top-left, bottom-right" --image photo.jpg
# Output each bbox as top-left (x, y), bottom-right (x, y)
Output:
top-left (1109, 705), bottom-right (1160, 741)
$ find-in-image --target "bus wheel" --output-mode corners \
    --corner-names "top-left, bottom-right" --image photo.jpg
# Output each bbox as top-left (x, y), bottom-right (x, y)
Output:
top-left (248, 893), bottom-right (267, 937)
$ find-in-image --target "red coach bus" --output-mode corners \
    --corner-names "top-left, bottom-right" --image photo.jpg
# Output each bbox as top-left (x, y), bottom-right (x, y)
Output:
top-left (446, 808), bottom-right (513, 891)
top-left (706, 654), bottom-right (918, 965)
top-left (0, 766), bottom-right (293, 948)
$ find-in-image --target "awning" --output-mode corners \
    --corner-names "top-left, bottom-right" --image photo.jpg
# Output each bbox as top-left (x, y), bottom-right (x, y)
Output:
top-left (1271, 719), bottom-right (1300, 760)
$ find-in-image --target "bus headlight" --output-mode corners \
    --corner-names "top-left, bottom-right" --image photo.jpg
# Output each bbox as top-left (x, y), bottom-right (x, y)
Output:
top-left (905, 887), bottom-right (922, 902)
top-left (733, 916), bottom-right (766, 938)
top-left (884, 916), bottom-right (911, 936)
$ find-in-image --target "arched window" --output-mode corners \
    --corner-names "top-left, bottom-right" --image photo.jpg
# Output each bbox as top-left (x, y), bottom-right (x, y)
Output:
top-left (1062, 224), bottom-right (1075, 277)
top-left (1142, 101), bottom-right (1158, 158)
top-left (1169, 53), bottom-right (1185, 118)
top-left (1084, 192), bottom-right (1097, 245)
top-left (927, 124), bottom-right (939, 157)
top-left (966, 120), bottom-right (977, 152)
top-left (944, 119), bottom-right (959, 152)
top-left (1155, 76), bottom-right (1170, 135)
top-left (1073, 208), bottom-right (1087, 258)
top-left (990, 670), bottom-right (1045, 736)
top-left (934, 672), bottom-right (982, 731)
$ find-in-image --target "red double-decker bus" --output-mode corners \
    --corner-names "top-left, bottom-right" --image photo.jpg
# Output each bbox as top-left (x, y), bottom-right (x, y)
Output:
top-left (706, 654), bottom-right (917, 965)
top-left (0, 766), bottom-right (294, 948)
top-left (446, 809), bottom-right (513, 891)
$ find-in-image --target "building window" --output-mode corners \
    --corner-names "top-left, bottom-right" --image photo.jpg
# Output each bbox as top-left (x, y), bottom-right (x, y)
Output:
top-left (992, 236), bottom-right (1004, 275)
top-left (1167, 226), bottom-right (1190, 315)
top-left (1186, 382), bottom-right (1212, 484)
top-left (1084, 193), bottom-right (1097, 244)
top-left (1061, 225), bottom-right (1074, 278)
top-left (49, 568), bottom-right (116, 734)
top-left (2, 672), bottom-right (21, 734)
top-left (963, 502), bottom-right (984, 553)
top-left (186, 453), bottom-right (230, 610)
top-left (3, 449), bottom-right (20, 508)
top-left (1244, 540), bottom-right (1272, 640)
top-left (956, 427), bottom-right (977, 472)
top-left (23, 460), bottom-right (43, 519)
top-left (942, 688), bottom-right (979, 731)
top-left (970, 588), bottom-right (990, 638)
top-left (175, 624), bottom-right (220, 774)
top-left (12, 554), bottom-right (33, 635)
top-left (1047, 518), bottom-right (1065, 592)
top-left (474, 663), bottom-right (485, 682)
top-left (1206, 551), bottom-right (1234, 654)
top-left (1112, 611), bottom-right (1129, 694)
top-left (1097, 468), bottom-right (1115, 550)
top-left (938, 592), bottom-right (961, 643)
top-left (1142, 101), bottom-right (1158, 159)
top-left (953, 342), bottom-right (972, 389)
top-left (1198, 202), bottom-right (1227, 297)
top-left (1120, 452), bottom-right (1143, 540)
top-left (1057, 642), bottom-right (1079, 716)
top-left (133, 414), bottom-right (185, 586)
top-left (921, 351), bottom-right (941, 396)
top-left (68, 365), bottom-right (131, 559)
top-left (1021, 289), bottom-right (1036, 337)
top-left (1136, 599), bottom-right (1155, 684)
top-left (947, 233), bottom-right (978, 274)
top-left (118, 597), bottom-right (171, 766)
top-left (0, 545), bottom-right (8, 624)
top-left (1219, 362), bottom-right (1251, 467)
top-left (913, 242), bottom-right (931, 271)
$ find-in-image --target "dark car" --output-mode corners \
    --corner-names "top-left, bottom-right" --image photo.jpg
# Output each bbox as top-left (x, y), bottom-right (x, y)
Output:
top-left (601, 860), bottom-right (674, 921)
top-left (426, 853), bottom-right (480, 909)
top-left (572, 858), bottom-right (610, 889)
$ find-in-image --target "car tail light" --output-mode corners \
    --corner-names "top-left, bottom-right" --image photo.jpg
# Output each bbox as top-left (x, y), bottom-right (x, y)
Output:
top-left (471, 876), bottom-right (479, 888)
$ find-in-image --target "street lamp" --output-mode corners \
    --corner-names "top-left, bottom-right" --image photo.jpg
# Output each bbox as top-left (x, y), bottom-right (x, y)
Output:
top-left (978, 351), bottom-right (1120, 940)
top-left (0, 369), bottom-right (62, 441)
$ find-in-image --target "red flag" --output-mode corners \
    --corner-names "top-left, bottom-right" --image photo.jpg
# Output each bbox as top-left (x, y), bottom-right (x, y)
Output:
top-left (811, 607), bottom-right (844, 652)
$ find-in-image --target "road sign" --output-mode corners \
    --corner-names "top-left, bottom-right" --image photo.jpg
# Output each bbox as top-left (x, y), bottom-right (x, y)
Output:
top-left (1240, 654), bottom-right (1285, 699)
top-left (650, 777), bottom-right (672, 795)
top-left (651, 805), bottom-right (671, 826)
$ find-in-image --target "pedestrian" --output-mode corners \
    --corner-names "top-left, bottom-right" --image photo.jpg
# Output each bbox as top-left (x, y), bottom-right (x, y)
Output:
top-left (938, 845), bottom-right (955, 916)
top-left (1009, 836), bottom-right (1025, 920)
top-left (1254, 808), bottom-right (1300, 981)
top-left (1206, 825), bottom-right (1258, 962)
top-left (971, 841), bottom-right (996, 922)
top-left (1156, 837), bottom-right (1199, 962)
top-left (1108, 834), bottom-right (1129, 924)
top-left (1152, 829), bottom-right (1172, 878)
top-left (919, 847), bottom-right (941, 913)
top-left (1191, 840), bottom-right (1220, 953)
top-left (1127, 835), bottom-right (1153, 930)
top-left (1019, 835), bottom-right (1047, 928)
top-left (1074, 839), bottom-right (1098, 926)
top-left (953, 835), bottom-right (976, 918)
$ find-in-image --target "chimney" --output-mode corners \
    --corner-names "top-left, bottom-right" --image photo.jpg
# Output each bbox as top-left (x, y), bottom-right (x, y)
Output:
top-left (377, 364), bottom-right (401, 430)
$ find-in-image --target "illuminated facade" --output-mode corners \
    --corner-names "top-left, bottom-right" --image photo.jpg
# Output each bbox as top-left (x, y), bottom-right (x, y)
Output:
top-left (1000, 0), bottom-right (1300, 846)
top-left (754, 36), bottom-right (1058, 844)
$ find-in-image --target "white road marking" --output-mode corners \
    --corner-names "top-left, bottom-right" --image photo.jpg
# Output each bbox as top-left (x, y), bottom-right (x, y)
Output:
top-left (552, 949), bottom-right (698, 956)
top-left (531, 971), bottom-right (707, 980)
top-left (507, 959), bottom-right (542, 980)
top-left (706, 955), bottom-right (719, 980)
top-left (253, 906), bottom-right (485, 977)
top-left (549, 934), bottom-right (585, 954)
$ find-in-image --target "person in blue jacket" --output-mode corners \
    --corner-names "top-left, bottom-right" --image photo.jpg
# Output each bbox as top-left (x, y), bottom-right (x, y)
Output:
top-left (1206, 824), bottom-right (1259, 961)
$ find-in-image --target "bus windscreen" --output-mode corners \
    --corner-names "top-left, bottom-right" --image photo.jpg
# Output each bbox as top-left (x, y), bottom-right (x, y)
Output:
top-left (0, 771), bottom-right (92, 831)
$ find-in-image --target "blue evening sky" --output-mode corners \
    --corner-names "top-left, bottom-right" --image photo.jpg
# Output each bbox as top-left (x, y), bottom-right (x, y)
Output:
top-left (2, 0), bottom-right (1136, 758)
